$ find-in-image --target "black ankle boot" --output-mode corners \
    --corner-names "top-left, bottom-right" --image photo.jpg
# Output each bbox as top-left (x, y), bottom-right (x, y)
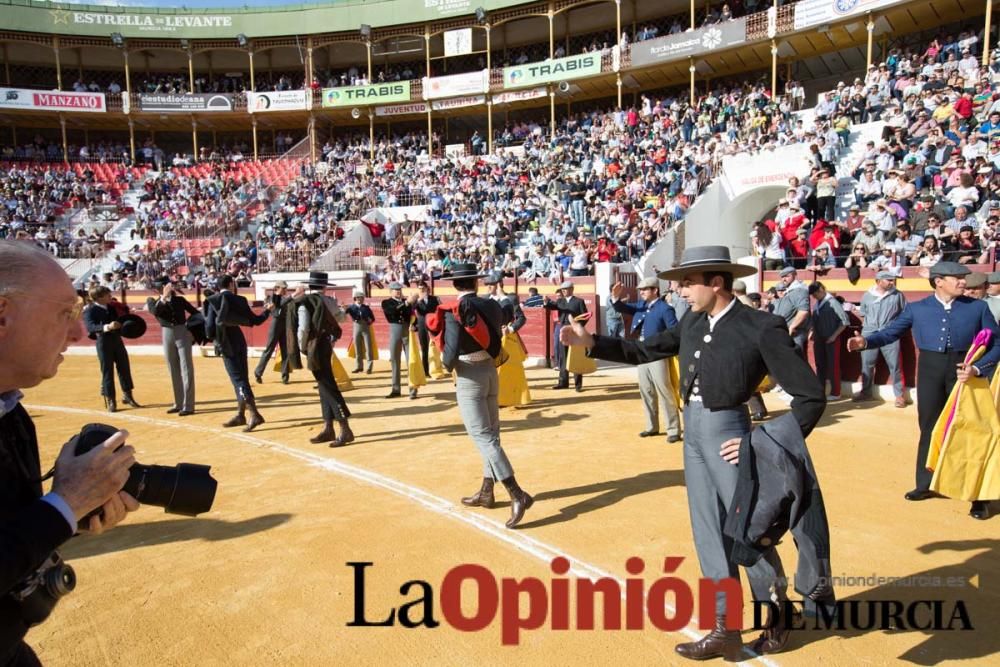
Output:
top-left (461, 478), bottom-right (495, 508)
top-left (121, 393), bottom-right (141, 408)
top-left (674, 614), bottom-right (743, 661)
top-left (332, 419), bottom-right (355, 446)
top-left (501, 476), bottom-right (533, 528)
top-left (105, 397), bottom-right (117, 413)
top-left (243, 396), bottom-right (265, 432)
top-left (310, 421), bottom-right (336, 444)
top-left (223, 399), bottom-right (247, 428)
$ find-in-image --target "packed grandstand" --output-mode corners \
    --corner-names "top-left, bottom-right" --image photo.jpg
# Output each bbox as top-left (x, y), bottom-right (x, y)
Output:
top-left (0, 0), bottom-right (996, 303)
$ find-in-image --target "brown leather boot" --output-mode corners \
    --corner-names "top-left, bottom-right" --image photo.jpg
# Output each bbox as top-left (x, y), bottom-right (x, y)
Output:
top-left (748, 605), bottom-right (797, 655)
top-left (674, 614), bottom-right (743, 662)
top-left (310, 421), bottom-right (335, 444)
top-left (501, 476), bottom-right (534, 528)
top-left (461, 478), bottom-right (495, 508)
top-left (222, 399), bottom-right (246, 428)
top-left (328, 419), bottom-right (355, 447)
top-left (243, 396), bottom-right (265, 432)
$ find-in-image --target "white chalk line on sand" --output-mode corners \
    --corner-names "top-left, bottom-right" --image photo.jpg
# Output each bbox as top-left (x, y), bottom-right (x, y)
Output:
top-left (28, 403), bottom-right (778, 666)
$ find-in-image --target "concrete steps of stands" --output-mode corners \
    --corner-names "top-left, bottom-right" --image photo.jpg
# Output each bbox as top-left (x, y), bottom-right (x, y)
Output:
top-left (74, 187), bottom-right (144, 286)
top-left (833, 121), bottom-right (885, 219)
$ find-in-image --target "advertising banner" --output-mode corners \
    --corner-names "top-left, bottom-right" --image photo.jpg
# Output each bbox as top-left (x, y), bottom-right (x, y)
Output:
top-left (0, 87), bottom-right (106, 113)
top-left (432, 95), bottom-right (485, 111)
top-left (422, 70), bottom-right (488, 100)
top-left (629, 18), bottom-right (747, 68)
top-left (139, 93), bottom-right (234, 112)
top-left (375, 102), bottom-right (429, 117)
top-left (794, 0), bottom-right (905, 30)
top-left (502, 53), bottom-right (601, 90)
top-left (322, 82), bottom-right (412, 108)
top-left (493, 87), bottom-right (548, 104)
top-left (443, 28), bottom-right (473, 57)
top-left (246, 90), bottom-right (307, 112)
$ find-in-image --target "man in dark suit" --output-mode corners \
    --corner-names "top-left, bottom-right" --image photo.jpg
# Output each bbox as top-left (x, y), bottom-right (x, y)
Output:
top-left (254, 280), bottom-right (292, 385)
top-left (83, 285), bottom-right (140, 413)
top-left (381, 282), bottom-right (416, 398)
top-left (289, 272), bottom-right (355, 446)
top-left (426, 263), bottom-right (534, 529)
top-left (562, 246), bottom-right (826, 660)
top-left (0, 240), bottom-right (139, 665)
top-left (345, 291), bottom-right (376, 373)
top-left (204, 274), bottom-right (270, 432)
top-left (544, 280), bottom-right (588, 391)
top-left (146, 279), bottom-right (199, 415)
top-left (413, 282), bottom-right (440, 378)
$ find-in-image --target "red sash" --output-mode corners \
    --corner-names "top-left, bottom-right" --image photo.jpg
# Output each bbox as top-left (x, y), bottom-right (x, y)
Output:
top-left (426, 302), bottom-right (493, 354)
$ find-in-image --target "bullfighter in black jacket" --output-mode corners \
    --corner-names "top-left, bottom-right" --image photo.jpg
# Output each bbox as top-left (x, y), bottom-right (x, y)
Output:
top-left (204, 274), bottom-right (270, 431)
top-left (562, 246), bottom-right (826, 660)
top-left (426, 263), bottom-right (534, 529)
top-left (83, 285), bottom-right (140, 412)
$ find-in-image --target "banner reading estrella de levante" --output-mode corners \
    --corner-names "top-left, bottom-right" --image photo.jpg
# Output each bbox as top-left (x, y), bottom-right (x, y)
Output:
top-left (322, 82), bottom-right (412, 108)
top-left (502, 53), bottom-right (601, 90)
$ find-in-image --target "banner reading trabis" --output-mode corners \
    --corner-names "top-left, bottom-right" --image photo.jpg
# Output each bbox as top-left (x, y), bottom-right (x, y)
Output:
top-left (0, 87), bottom-right (106, 113)
top-left (322, 82), bottom-right (412, 108)
top-left (503, 53), bottom-right (602, 90)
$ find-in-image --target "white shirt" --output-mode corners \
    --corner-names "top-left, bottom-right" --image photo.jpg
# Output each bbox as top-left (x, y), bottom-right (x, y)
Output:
top-left (707, 297), bottom-right (737, 333)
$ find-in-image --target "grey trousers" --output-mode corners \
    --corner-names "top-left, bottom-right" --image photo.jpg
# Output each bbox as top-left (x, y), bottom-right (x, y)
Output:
top-left (638, 359), bottom-right (680, 436)
top-left (388, 323), bottom-right (409, 393)
top-left (163, 324), bottom-right (195, 412)
top-left (455, 358), bottom-right (514, 481)
top-left (352, 322), bottom-right (374, 371)
top-left (683, 401), bottom-right (787, 615)
top-left (860, 340), bottom-right (903, 398)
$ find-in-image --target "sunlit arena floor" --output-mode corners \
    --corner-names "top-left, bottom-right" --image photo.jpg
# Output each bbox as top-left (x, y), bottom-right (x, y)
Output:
top-left (21, 355), bottom-right (1000, 666)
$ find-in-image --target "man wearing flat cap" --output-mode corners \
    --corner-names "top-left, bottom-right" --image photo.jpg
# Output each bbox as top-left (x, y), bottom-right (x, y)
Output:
top-left (609, 276), bottom-right (681, 442)
top-left (381, 281), bottom-right (416, 399)
top-left (345, 290), bottom-right (376, 374)
top-left (544, 280), bottom-right (588, 391)
top-left (562, 246), bottom-right (827, 659)
top-left (772, 267), bottom-right (811, 356)
top-left (253, 280), bottom-right (292, 385)
top-left (847, 262), bottom-right (1000, 519)
top-left (984, 272), bottom-right (1000, 321)
top-left (854, 271), bottom-right (907, 406)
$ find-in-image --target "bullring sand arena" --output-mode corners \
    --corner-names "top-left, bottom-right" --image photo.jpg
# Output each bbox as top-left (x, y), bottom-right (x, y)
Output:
top-left (22, 355), bottom-right (999, 666)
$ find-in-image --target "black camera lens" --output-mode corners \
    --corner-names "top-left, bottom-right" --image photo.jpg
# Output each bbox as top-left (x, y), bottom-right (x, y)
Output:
top-left (43, 560), bottom-right (76, 598)
top-left (69, 424), bottom-right (218, 522)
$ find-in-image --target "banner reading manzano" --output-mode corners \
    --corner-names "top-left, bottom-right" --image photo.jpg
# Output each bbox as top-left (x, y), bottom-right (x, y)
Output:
top-left (139, 93), bottom-right (234, 112)
top-left (0, 87), bottom-right (106, 113)
top-left (630, 18), bottom-right (747, 68)
top-left (503, 53), bottom-right (602, 90)
top-left (322, 82), bottom-right (412, 108)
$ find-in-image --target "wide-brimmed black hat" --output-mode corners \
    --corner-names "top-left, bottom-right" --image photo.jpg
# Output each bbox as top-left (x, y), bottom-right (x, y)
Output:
top-left (308, 270), bottom-right (332, 290)
top-left (656, 245), bottom-right (756, 281)
top-left (443, 262), bottom-right (490, 281)
top-left (119, 314), bottom-right (148, 339)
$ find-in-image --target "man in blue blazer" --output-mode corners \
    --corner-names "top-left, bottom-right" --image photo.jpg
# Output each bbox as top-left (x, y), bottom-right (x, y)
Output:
top-left (847, 262), bottom-right (1000, 519)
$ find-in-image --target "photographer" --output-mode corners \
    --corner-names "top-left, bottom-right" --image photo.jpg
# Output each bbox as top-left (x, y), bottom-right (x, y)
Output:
top-left (1, 240), bottom-right (139, 666)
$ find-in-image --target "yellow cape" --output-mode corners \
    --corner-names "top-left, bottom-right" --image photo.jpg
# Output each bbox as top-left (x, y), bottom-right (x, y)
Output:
top-left (331, 348), bottom-right (353, 391)
top-left (428, 338), bottom-right (449, 380)
top-left (407, 325), bottom-right (427, 388)
top-left (498, 332), bottom-right (531, 407)
top-left (566, 344), bottom-right (597, 375)
top-left (346, 323), bottom-right (379, 361)
top-left (927, 344), bottom-right (1000, 501)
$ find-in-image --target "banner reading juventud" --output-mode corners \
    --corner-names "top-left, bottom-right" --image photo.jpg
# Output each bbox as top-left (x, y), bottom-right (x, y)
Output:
top-left (502, 53), bottom-right (602, 90)
top-left (322, 82), bottom-right (412, 108)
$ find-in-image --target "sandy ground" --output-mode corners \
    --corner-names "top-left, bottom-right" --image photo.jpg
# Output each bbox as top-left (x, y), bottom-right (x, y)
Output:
top-left (20, 355), bottom-right (999, 666)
